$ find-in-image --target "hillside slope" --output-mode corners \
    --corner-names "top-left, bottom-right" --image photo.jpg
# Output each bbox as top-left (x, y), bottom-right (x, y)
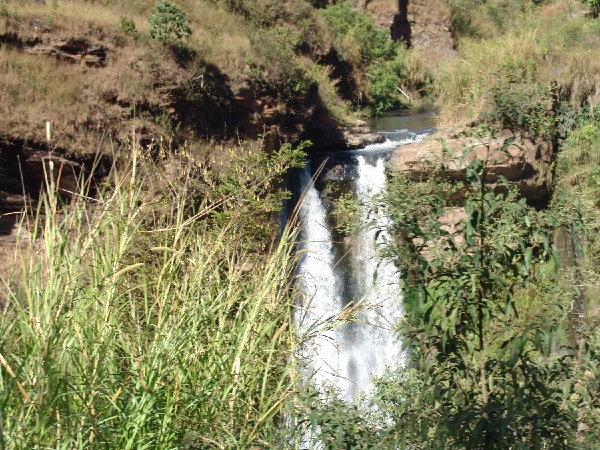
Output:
top-left (0, 0), bottom-right (437, 233)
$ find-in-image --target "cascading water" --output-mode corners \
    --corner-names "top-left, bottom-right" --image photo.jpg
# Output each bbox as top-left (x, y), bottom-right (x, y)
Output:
top-left (296, 165), bottom-right (345, 391)
top-left (296, 112), bottom-right (435, 402)
top-left (342, 154), bottom-right (404, 401)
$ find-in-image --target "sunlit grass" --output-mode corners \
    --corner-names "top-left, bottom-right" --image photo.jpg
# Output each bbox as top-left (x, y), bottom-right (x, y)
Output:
top-left (435, 12), bottom-right (600, 126)
top-left (0, 145), bottom-right (306, 448)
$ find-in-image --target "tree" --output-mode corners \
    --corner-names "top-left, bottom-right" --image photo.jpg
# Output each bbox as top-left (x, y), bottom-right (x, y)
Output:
top-left (372, 139), bottom-right (600, 448)
top-left (149, 0), bottom-right (191, 46)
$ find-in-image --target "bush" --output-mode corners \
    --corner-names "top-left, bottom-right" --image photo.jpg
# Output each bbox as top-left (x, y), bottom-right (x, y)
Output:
top-left (149, 0), bottom-right (191, 46)
top-left (375, 144), bottom-right (595, 448)
top-left (368, 58), bottom-right (405, 115)
top-left (489, 72), bottom-right (555, 138)
top-left (580, 0), bottom-right (600, 17)
top-left (249, 26), bottom-right (314, 100)
top-left (490, 60), bottom-right (557, 140)
top-left (319, 2), bottom-right (406, 115)
top-left (119, 16), bottom-right (139, 38)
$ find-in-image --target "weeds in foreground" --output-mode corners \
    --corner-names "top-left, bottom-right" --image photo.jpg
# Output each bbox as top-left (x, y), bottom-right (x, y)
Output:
top-left (0, 142), bottom-right (308, 448)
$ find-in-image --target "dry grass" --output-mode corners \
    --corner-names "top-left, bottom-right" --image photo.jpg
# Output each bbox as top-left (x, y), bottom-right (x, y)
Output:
top-left (364, 0), bottom-right (398, 27)
top-left (0, 0), bottom-right (257, 155)
top-left (435, 10), bottom-right (600, 126)
top-left (0, 47), bottom-right (86, 142)
top-left (1, 0), bottom-right (134, 34)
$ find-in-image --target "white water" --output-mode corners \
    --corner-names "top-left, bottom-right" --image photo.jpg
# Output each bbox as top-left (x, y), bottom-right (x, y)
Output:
top-left (296, 126), bottom-right (431, 402)
top-left (341, 155), bottom-right (404, 401)
top-left (296, 165), bottom-right (346, 392)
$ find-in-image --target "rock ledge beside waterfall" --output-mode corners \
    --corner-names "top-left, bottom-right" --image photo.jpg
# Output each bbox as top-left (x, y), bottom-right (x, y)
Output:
top-left (389, 129), bottom-right (554, 203)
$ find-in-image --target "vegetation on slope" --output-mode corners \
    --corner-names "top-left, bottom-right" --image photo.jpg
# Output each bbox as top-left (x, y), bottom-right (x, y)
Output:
top-left (301, 2), bottom-right (600, 448)
top-left (0, 0), bottom-right (428, 161)
top-left (360, 2), bottom-right (600, 448)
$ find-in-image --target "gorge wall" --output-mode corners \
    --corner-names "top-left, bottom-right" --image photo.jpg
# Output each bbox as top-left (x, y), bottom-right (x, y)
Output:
top-left (358, 0), bottom-right (456, 63)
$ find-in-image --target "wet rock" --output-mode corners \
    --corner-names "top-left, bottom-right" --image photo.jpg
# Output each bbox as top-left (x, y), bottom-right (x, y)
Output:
top-left (342, 127), bottom-right (385, 149)
top-left (343, 119), bottom-right (385, 148)
top-left (390, 130), bottom-right (554, 202)
top-left (321, 164), bottom-right (346, 183)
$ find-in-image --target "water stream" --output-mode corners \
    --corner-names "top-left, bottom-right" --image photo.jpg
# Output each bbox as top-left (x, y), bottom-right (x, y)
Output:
top-left (295, 110), bottom-right (436, 402)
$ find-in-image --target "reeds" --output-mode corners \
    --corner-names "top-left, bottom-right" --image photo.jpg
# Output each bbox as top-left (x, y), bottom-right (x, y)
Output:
top-left (0, 148), bottom-right (303, 448)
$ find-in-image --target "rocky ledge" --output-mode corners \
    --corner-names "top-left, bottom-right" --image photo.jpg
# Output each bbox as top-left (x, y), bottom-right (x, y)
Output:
top-left (390, 130), bottom-right (554, 203)
top-left (303, 118), bottom-right (385, 151)
top-left (339, 120), bottom-right (386, 149)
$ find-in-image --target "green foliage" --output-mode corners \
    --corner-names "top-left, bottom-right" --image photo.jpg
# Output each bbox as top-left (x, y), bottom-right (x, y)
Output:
top-left (149, 0), bottom-right (191, 46)
top-left (367, 58), bottom-right (405, 116)
top-left (553, 115), bottom-right (600, 308)
top-left (319, 1), bottom-right (406, 115)
top-left (580, 0), bottom-right (600, 17)
top-left (320, 2), bottom-right (396, 65)
top-left (119, 16), bottom-right (139, 38)
top-left (375, 139), bottom-right (599, 448)
top-left (489, 67), bottom-right (555, 138)
top-left (201, 140), bottom-right (310, 247)
top-left (446, 0), bottom-right (482, 40)
top-left (249, 26), bottom-right (314, 100)
top-left (305, 395), bottom-right (385, 449)
top-left (332, 191), bottom-right (361, 236)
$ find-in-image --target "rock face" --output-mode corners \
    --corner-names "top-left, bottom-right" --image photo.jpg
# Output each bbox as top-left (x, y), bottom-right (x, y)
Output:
top-left (390, 130), bottom-right (554, 202)
top-left (302, 117), bottom-right (385, 151)
top-left (392, 0), bottom-right (457, 65)
top-left (0, 137), bottom-right (110, 236)
top-left (0, 33), bottom-right (107, 67)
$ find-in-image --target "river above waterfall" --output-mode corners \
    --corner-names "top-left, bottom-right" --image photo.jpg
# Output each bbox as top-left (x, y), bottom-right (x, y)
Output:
top-left (295, 110), bottom-right (436, 403)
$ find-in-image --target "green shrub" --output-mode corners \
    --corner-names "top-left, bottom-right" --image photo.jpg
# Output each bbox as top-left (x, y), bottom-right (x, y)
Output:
top-left (368, 58), bottom-right (405, 116)
top-left (580, 0), bottom-right (600, 17)
top-left (376, 143), bottom-right (596, 448)
top-left (319, 2), bottom-right (406, 115)
top-left (119, 16), bottom-right (139, 37)
top-left (320, 2), bottom-right (395, 65)
top-left (249, 26), bottom-right (314, 100)
top-left (489, 66), bottom-right (555, 138)
top-left (149, 0), bottom-right (191, 46)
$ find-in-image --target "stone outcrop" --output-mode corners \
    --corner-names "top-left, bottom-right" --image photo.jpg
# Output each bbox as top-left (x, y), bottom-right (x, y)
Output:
top-left (302, 117), bottom-right (385, 151)
top-left (391, 0), bottom-right (457, 65)
top-left (0, 33), bottom-right (107, 67)
top-left (0, 137), bottom-right (110, 236)
top-left (339, 120), bottom-right (386, 149)
top-left (390, 130), bottom-right (554, 202)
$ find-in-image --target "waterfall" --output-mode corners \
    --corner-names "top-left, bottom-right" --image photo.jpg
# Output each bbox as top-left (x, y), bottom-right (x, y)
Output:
top-left (295, 155), bottom-right (405, 402)
top-left (296, 165), bottom-right (346, 392)
top-left (341, 155), bottom-right (404, 401)
top-left (296, 117), bottom-right (434, 403)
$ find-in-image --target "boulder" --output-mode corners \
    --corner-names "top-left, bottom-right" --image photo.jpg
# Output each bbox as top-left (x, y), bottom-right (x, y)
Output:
top-left (303, 116), bottom-right (385, 151)
top-left (390, 130), bottom-right (554, 202)
top-left (341, 124), bottom-right (386, 149)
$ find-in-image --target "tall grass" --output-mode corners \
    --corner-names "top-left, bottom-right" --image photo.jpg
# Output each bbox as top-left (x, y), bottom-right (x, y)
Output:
top-left (435, 12), bottom-right (600, 126)
top-left (0, 147), bottom-right (304, 448)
